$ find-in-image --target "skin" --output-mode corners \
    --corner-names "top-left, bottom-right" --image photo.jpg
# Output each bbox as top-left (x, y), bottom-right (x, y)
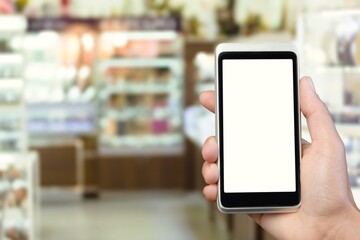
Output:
top-left (199, 77), bottom-right (360, 239)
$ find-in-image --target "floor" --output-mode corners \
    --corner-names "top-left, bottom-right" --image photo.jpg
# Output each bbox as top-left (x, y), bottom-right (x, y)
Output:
top-left (39, 190), bottom-right (229, 240)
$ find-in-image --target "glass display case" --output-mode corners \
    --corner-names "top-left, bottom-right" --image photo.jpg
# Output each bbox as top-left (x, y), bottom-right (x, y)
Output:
top-left (298, 9), bottom-right (360, 206)
top-left (96, 18), bottom-right (184, 155)
top-left (24, 18), bottom-right (98, 136)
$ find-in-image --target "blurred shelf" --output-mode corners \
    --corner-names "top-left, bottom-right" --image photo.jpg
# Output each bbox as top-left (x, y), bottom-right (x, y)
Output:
top-left (27, 122), bottom-right (96, 135)
top-left (99, 58), bottom-right (180, 69)
top-left (328, 106), bottom-right (360, 114)
top-left (101, 31), bottom-right (178, 40)
top-left (99, 145), bottom-right (184, 157)
top-left (0, 54), bottom-right (23, 64)
top-left (318, 9), bottom-right (360, 17)
top-left (103, 108), bottom-right (174, 119)
top-left (100, 133), bottom-right (183, 149)
top-left (0, 15), bottom-right (27, 32)
top-left (0, 105), bottom-right (22, 111)
top-left (0, 152), bottom-right (39, 240)
top-left (314, 65), bottom-right (360, 72)
top-left (0, 79), bottom-right (23, 88)
top-left (0, 132), bottom-right (22, 140)
top-left (97, 28), bottom-right (184, 154)
top-left (100, 83), bottom-right (174, 95)
top-left (302, 123), bottom-right (360, 137)
top-left (26, 102), bottom-right (97, 135)
top-left (103, 109), bottom-right (150, 119)
top-left (27, 102), bottom-right (96, 113)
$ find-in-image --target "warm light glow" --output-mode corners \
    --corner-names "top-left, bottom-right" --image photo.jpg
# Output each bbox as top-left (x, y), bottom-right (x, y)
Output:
top-left (81, 33), bottom-right (94, 51)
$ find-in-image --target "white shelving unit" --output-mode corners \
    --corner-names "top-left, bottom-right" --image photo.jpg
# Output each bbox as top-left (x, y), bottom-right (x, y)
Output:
top-left (0, 16), bottom-right (26, 153)
top-left (97, 28), bottom-right (184, 156)
top-left (0, 16), bottom-right (39, 240)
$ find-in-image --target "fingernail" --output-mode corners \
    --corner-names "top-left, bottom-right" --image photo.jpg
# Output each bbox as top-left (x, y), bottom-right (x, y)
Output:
top-left (308, 77), bottom-right (316, 92)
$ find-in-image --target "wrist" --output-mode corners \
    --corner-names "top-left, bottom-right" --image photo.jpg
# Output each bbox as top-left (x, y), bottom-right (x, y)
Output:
top-left (329, 207), bottom-right (360, 240)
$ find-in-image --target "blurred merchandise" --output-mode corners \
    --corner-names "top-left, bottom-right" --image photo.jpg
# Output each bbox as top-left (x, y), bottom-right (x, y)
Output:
top-left (0, 16), bottom-right (26, 153)
top-left (299, 10), bottom-right (360, 113)
top-left (301, 0), bottom-right (360, 12)
top-left (0, 16), bottom-right (38, 240)
top-left (184, 51), bottom-right (215, 146)
top-left (0, 153), bottom-right (39, 240)
top-left (97, 17), bottom-right (184, 155)
top-left (299, 5), bottom-right (360, 207)
top-left (234, 0), bottom-right (285, 34)
top-left (0, 0), bottom-right (14, 14)
top-left (24, 18), bottom-right (98, 135)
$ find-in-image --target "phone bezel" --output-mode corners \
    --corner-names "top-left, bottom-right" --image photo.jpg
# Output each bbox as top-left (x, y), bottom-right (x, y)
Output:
top-left (216, 45), bottom-right (301, 211)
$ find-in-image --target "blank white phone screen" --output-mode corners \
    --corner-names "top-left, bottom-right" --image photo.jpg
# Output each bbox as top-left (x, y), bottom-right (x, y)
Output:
top-left (222, 59), bottom-right (296, 193)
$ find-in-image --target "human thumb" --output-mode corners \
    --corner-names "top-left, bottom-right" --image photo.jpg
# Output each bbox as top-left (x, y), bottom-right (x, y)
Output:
top-left (300, 76), bottom-right (340, 143)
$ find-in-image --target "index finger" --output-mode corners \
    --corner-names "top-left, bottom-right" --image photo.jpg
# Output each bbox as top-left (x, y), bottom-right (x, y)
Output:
top-left (199, 91), bottom-right (215, 113)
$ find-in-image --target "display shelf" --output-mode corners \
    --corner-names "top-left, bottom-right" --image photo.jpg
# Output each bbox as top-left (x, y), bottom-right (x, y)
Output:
top-left (0, 15), bottom-right (27, 154)
top-left (100, 82), bottom-right (175, 96)
top-left (0, 106), bottom-right (23, 111)
top-left (184, 105), bottom-right (215, 147)
top-left (298, 7), bottom-right (360, 207)
top-left (97, 19), bottom-right (184, 154)
top-left (302, 124), bottom-right (360, 138)
top-left (0, 16), bottom-right (27, 32)
top-left (0, 132), bottom-right (23, 140)
top-left (23, 18), bottom-right (98, 136)
top-left (0, 54), bottom-right (23, 65)
top-left (99, 58), bottom-right (180, 69)
top-left (27, 102), bottom-right (97, 135)
top-left (0, 15), bottom-right (39, 240)
top-left (101, 133), bottom-right (183, 146)
top-left (99, 144), bottom-right (184, 157)
top-left (0, 152), bottom-right (39, 240)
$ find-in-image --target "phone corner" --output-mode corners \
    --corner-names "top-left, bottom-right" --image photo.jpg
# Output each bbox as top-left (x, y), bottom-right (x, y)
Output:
top-left (216, 197), bottom-right (230, 214)
top-left (292, 201), bottom-right (302, 211)
top-left (215, 43), bottom-right (228, 56)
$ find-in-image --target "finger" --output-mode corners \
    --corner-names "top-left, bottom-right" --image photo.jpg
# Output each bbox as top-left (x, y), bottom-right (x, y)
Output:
top-left (248, 213), bottom-right (263, 225)
top-left (301, 138), bottom-right (310, 155)
top-left (203, 185), bottom-right (217, 202)
top-left (202, 162), bottom-right (219, 184)
top-left (301, 138), bottom-right (310, 145)
top-left (199, 91), bottom-right (215, 113)
top-left (202, 136), bottom-right (218, 163)
top-left (299, 77), bottom-right (341, 143)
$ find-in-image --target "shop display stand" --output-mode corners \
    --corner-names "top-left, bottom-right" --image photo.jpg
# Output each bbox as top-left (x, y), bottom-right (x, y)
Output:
top-left (297, 7), bottom-right (360, 207)
top-left (0, 16), bottom-right (39, 240)
top-left (23, 18), bottom-right (101, 197)
top-left (97, 20), bottom-right (184, 156)
top-left (0, 153), bottom-right (39, 240)
top-left (94, 18), bottom-right (187, 190)
top-left (24, 19), bottom-right (98, 137)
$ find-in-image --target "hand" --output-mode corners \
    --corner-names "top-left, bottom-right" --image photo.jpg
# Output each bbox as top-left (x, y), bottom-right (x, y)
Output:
top-left (200, 77), bottom-right (360, 239)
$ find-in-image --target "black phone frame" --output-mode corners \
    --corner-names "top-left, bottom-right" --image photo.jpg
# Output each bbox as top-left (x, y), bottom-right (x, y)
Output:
top-left (217, 51), bottom-right (301, 208)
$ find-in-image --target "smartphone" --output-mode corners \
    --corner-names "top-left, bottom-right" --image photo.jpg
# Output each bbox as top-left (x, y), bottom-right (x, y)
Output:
top-left (216, 43), bottom-right (301, 213)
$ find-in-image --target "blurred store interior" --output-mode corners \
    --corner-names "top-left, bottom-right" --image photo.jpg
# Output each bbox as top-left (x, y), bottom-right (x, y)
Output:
top-left (1, 0), bottom-right (360, 239)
